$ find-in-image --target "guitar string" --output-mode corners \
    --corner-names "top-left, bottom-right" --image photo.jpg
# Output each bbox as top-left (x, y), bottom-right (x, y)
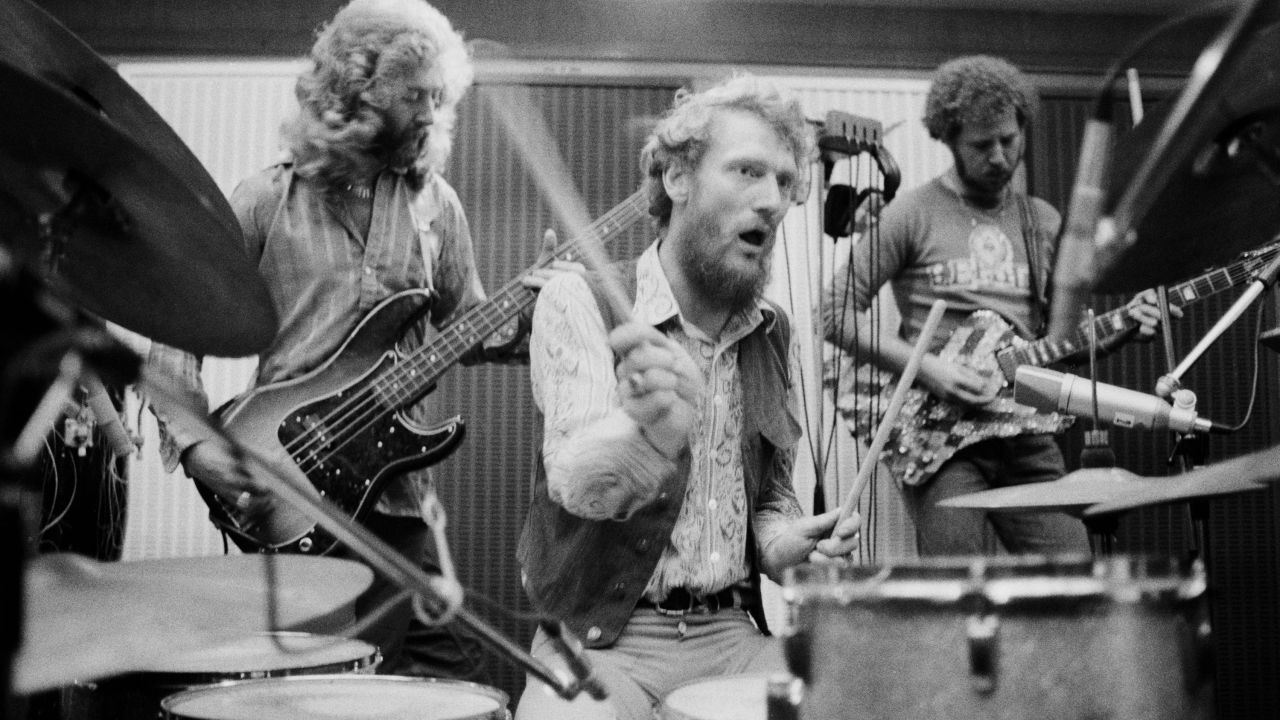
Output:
top-left (284, 192), bottom-right (647, 474)
top-left (280, 192), bottom-right (649, 479)
top-left (1011, 241), bottom-right (1280, 368)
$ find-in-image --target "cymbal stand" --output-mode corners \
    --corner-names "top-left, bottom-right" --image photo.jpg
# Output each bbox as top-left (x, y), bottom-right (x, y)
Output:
top-left (1080, 309), bottom-right (1119, 556)
top-left (142, 371), bottom-right (602, 702)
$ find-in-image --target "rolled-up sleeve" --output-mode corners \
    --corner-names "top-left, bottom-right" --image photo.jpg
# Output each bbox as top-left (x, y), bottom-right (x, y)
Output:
top-left (530, 273), bottom-right (678, 520)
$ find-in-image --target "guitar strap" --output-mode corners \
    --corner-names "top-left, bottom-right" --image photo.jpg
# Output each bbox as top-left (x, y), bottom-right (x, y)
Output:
top-left (1017, 193), bottom-right (1050, 338)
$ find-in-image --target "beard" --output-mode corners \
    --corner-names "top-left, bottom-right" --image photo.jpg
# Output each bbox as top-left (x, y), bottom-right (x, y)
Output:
top-left (953, 150), bottom-right (1013, 202)
top-left (372, 121), bottom-right (428, 173)
top-left (676, 213), bottom-right (773, 313)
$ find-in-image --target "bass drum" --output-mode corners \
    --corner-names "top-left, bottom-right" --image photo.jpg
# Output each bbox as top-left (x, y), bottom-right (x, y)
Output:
top-left (64, 632), bottom-right (379, 720)
top-left (160, 675), bottom-right (510, 719)
top-left (782, 555), bottom-right (1213, 720)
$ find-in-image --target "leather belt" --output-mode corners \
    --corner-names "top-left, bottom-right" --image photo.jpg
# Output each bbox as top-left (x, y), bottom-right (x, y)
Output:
top-left (637, 586), bottom-right (746, 616)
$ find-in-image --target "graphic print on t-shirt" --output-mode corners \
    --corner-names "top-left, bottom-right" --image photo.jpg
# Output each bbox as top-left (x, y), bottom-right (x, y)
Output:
top-left (926, 222), bottom-right (1029, 291)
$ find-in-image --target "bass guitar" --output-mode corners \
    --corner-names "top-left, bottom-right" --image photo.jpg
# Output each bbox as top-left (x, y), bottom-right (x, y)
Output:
top-left (827, 240), bottom-right (1280, 486)
top-left (199, 189), bottom-right (649, 553)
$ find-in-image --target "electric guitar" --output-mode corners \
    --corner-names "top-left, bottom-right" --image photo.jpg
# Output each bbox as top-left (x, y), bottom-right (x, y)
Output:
top-left (827, 240), bottom-right (1280, 486)
top-left (199, 190), bottom-right (649, 554)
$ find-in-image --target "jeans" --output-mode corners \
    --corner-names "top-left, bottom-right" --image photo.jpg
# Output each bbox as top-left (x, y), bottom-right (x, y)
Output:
top-left (903, 435), bottom-right (1090, 556)
top-left (515, 608), bottom-right (784, 720)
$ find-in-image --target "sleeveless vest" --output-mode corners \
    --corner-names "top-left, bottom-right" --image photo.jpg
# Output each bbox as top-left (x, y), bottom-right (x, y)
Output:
top-left (516, 262), bottom-right (800, 647)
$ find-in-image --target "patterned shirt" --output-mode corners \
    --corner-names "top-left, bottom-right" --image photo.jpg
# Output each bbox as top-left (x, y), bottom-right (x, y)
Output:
top-left (530, 242), bottom-right (804, 599)
top-left (151, 163), bottom-right (497, 515)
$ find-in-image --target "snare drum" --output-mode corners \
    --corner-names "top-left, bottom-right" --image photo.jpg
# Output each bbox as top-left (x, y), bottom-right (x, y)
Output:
top-left (65, 632), bottom-right (378, 720)
top-left (160, 675), bottom-right (510, 719)
top-left (661, 674), bottom-right (785, 720)
top-left (782, 556), bottom-right (1213, 720)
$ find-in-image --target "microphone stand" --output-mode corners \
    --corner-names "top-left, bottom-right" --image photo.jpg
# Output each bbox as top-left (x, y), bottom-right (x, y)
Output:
top-left (140, 368), bottom-right (595, 701)
top-left (1156, 249), bottom-right (1280, 399)
top-left (1154, 280), bottom-right (1215, 562)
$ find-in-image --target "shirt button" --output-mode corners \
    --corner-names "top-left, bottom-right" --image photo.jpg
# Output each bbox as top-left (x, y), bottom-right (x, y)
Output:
top-left (363, 266), bottom-right (373, 275)
top-left (636, 538), bottom-right (650, 552)
top-left (586, 626), bottom-right (602, 642)
top-left (708, 499), bottom-right (717, 510)
top-left (710, 552), bottom-right (721, 563)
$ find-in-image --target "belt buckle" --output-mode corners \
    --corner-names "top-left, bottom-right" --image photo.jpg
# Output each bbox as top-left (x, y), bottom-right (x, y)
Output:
top-left (653, 588), bottom-right (698, 617)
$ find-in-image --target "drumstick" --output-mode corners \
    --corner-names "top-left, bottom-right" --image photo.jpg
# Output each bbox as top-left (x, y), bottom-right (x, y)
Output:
top-left (832, 299), bottom-right (947, 535)
top-left (476, 84), bottom-right (635, 323)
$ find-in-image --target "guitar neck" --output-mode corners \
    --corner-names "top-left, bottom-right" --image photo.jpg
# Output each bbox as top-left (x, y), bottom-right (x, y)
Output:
top-left (1013, 241), bottom-right (1280, 369)
top-left (383, 189), bottom-right (649, 403)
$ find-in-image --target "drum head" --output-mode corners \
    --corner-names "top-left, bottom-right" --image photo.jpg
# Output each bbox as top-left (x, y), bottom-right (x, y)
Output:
top-left (161, 675), bottom-right (509, 720)
top-left (661, 674), bottom-right (769, 720)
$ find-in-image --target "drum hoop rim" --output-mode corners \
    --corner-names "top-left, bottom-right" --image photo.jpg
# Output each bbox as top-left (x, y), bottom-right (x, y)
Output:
top-left (98, 632), bottom-right (380, 684)
top-left (782, 554), bottom-right (1206, 603)
top-left (158, 673), bottom-right (510, 709)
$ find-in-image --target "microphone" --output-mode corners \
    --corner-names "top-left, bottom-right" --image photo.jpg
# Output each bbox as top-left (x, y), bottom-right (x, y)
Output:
top-left (1046, 118), bottom-right (1112, 340)
top-left (1014, 366), bottom-right (1230, 435)
top-left (539, 620), bottom-right (609, 701)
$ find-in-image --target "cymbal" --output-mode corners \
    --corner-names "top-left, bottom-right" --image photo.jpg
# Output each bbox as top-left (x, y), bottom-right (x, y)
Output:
top-left (940, 468), bottom-right (1161, 514)
top-left (942, 466), bottom-right (1266, 517)
top-left (12, 553), bottom-right (372, 694)
top-left (1095, 15), bottom-right (1280, 292)
top-left (1085, 458), bottom-right (1271, 516)
top-left (0, 0), bottom-right (277, 356)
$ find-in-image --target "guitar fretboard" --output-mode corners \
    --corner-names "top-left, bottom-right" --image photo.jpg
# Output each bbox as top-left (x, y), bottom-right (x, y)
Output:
top-left (374, 189), bottom-right (649, 408)
top-left (1013, 241), bottom-right (1280, 369)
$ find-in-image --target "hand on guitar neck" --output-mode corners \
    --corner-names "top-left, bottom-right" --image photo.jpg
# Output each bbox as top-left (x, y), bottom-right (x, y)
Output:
top-left (521, 228), bottom-right (588, 291)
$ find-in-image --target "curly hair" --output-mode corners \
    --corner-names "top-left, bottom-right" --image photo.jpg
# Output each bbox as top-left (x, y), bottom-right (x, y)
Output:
top-left (640, 74), bottom-right (816, 227)
top-left (282, 0), bottom-right (473, 191)
top-left (922, 55), bottom-right (1038, 143)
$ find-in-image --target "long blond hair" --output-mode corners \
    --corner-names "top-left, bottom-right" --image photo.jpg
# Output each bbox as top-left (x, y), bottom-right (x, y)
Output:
top-left (282, 0), bottom-right (473, 190)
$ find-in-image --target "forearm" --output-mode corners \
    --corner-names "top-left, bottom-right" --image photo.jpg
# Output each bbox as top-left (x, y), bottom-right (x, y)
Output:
top-left (545, 410), bottom-right (680, 520)
top-left (751, 446), bottom-right (806, 582)
top-left (146, 343), bottom-right (213, 472)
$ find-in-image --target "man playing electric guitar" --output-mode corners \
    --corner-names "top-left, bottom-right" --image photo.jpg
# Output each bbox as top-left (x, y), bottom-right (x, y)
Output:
top-left (147, 0), bottom-right (582, 682)
top-left (823, 55), bottom-right (1175, 556)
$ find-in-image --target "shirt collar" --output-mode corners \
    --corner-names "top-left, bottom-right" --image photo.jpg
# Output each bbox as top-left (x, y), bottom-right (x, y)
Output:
top-left (633, 241), bottom-right (773, 342)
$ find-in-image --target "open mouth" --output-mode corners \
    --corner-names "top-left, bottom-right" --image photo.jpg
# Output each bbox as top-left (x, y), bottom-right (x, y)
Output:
top-left (739, 229), bottom-right (767, 247)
